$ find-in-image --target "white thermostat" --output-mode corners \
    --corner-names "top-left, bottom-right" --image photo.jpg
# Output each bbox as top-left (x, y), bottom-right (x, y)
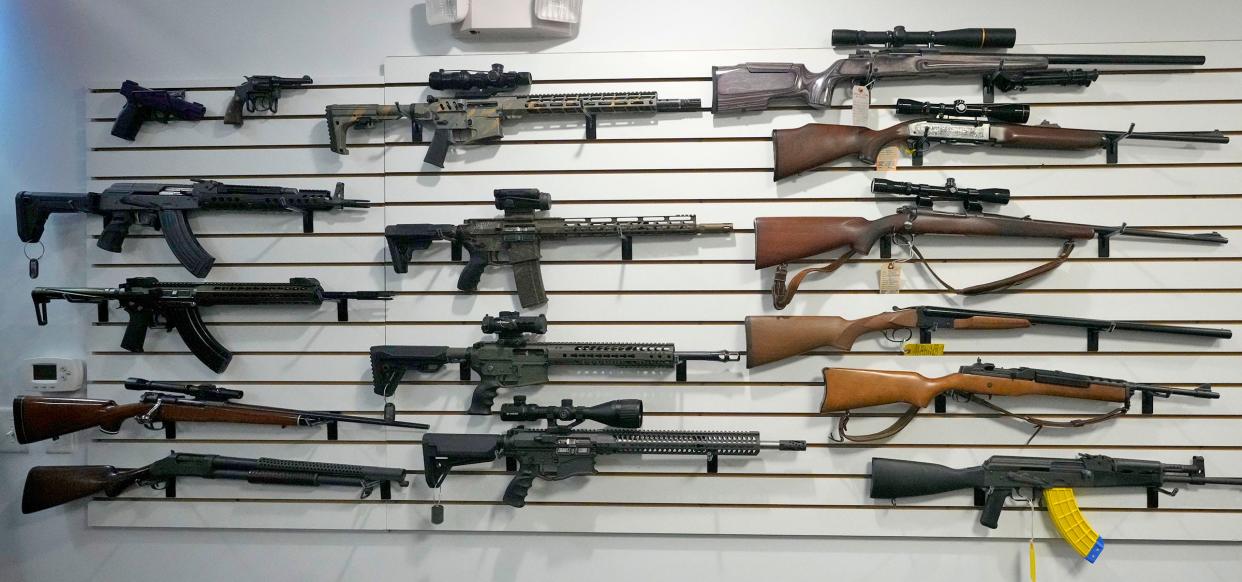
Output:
top-left (24, 358), bottom-right (85, 392)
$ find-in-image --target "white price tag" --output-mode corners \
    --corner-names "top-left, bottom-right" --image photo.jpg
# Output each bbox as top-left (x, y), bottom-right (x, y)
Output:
top-left (850, 85), bottom-right (871, 127)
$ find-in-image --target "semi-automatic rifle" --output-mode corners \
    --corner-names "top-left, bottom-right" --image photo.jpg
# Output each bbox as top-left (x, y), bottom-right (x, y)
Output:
top-left (22, 451), bottom-right (410, 514)
top-left (746, 305), bottom-right (1233, 367)
top-left (385, 188), bottom-right (733, 307)
top-left (772, 98), bottom-right (1229, 179)
top-left (821, 360), bottom-right (1218, 441)
top-left (326, 64), bottom-right (701, 165)
top-left (13, 378), bottom-right (428, 444)
top-left (16, 180), bottom-right (366, 278)
top-left (369, 311), bottom-right (738, 414)
top-left (754, 178), bottom-right (1228, 308)
top-left (421, 397), bottom-right (805, 522)
top-left (111, 80), bottom-right (206, 140)
top-left (224, 75), bottom-right (313, 126)
top-left (32, 277), bottom-right (391, 373)
top-left (713, 26), bottom-right (1207, 111)
top-left (870, 454), bottom-right (1242, 561)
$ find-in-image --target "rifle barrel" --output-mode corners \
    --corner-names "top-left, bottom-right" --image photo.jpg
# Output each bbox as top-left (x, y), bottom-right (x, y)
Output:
top-left (1095, 226), bottom-right (1229, 244)
top-left (913, 305), bottom-right (1233, 339)
top-left (938, 53), bottom-right (1206, 66)
top-left (1105, 130), bottom-right (1230, 143)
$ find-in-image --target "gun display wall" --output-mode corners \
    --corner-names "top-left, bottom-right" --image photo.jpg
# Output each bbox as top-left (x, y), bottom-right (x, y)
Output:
top-left (36, 37), bottom-right (1242, 556)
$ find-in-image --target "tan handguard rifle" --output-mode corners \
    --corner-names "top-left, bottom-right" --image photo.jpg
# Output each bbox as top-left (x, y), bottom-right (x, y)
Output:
top-left (820, 360), bottom-right (1218, 441)
top-left (745, 305), bottom-right (1233, 368)
top-left (771, 99), bottom-right (1229, 180)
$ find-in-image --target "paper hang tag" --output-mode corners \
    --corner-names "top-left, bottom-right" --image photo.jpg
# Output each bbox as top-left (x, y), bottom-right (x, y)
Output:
top-left (850, 85), bottom-right (871, 127)
top-left (874, 146), bottom-right (900, 172)
top-left (877, 261), bottom-right (902, 293)
top-left (902, 343), bottom-right (945, 356)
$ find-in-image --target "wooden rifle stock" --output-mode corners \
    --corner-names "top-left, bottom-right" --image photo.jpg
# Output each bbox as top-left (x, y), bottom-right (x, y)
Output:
top-left (820, 368), bottom-right (1129, 412)
top-left (745, 311), bottom-right (1030, 367)
top-left (14, 395), bottom-right (304, 444)
top-left (22, 465), bottom-right (150, 514)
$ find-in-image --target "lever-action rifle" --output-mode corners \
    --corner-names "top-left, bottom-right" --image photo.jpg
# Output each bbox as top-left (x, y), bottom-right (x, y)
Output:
top-left (22, 451), bottom-right (410, 514)
top-left (713, 27), bottom-right (1206, 111)
top-left (870, 454), bottom-right (1242, 561)
top-left (32, 277), bottom-right (392, 373)
top-left (369, 311), bottom-right (738, 414)
top-left (16, 180), bottom-right (366, 278)
top-left (421, 398), bottom-right (805, 522)
top-left (326, 64), bottom-right (701, 166)
top-left (754, 179), bottom-right (1228, 308)
top-left (385, 188), bottom-right (732, 307)
top-left (13, 377), bottom-right (428, 444)
top-left (111, 80), bottom-right (206, 140)
top-left (822, 360), bottom-right (1218, 441)
top-left (772, 98), bottom-right (1229, 179)
top-left (746, 305), bottom-right (1233, 367)
top-left (224, 75), bottom-right (313, 126)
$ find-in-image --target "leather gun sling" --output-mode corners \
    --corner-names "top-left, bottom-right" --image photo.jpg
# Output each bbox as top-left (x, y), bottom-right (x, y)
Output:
top-left (770, 240), bottom-right (1076, 308)
top-left (835, 390), bottom-right (1132, 442)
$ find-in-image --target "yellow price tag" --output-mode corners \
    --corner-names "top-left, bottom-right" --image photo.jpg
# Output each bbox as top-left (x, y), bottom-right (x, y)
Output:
top-left (902, 343), bottom-right (945, 356)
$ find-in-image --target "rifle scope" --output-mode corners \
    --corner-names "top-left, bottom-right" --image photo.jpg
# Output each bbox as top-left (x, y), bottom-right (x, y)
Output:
top-left (483, 311), bottom-right (548, 336)
top-left (500, 396), bottom-right (644, 429)
top-left (831, 26), bottom-right (1016, 49)
top-left (895, 98), bottom-right (1030, 123)
top-left (872, 178), bottom-right (1010, 206)
top-left (494, 188), bottom-right (551, 212)
top-left (429, 63), bottom-right (532, 95)
top-left (124, 378), bottom-right (244, 401)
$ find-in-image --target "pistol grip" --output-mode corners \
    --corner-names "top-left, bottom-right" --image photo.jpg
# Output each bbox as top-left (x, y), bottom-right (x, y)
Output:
top-left (120, 308), bottom-right (155, 353)
top-left (980, 487), bottom-right (1011, 529)
top-left (467, 377), bottom-right (504, 415)
top-left (223, 96), bottom-right (245, 126)
top-left (502, 465), bottom-right (537, 508)
top-left (457, 249), bottom-right (489, 292)
top-left (97, 213), bottom-right (134, 253)
top-left (111, 102), bottom-right (144, 141)
top-left (424, 129), bottom-right (451, 168)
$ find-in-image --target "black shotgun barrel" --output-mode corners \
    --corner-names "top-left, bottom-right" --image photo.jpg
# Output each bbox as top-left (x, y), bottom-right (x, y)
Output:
top-left (832, 27), bottom-right (1016, 49)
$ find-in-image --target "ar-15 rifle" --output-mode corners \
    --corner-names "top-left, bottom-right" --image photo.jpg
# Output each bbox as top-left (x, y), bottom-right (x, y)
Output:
top-left (385, 188), bottom-right (733, 307)
top-left (745, 305), bottom-right (1233, 367)
top-left (369, 311), bottom-right (738, 415)
top-left (772, 98), bottom-right (1229, 179)
top-left (12, 377), bottom-right (428, 444)
top-left (111, 80), bottom-right (206, 140)
top-left (421, 397), bottom-right (805, 523)
top-left (16, 180), bottom-right (366, 278)
top-left (325, 64), bottom-right (701, 166)
top-left (32, 277), bottom-right (392, 373)
top-left (713, 27), bottom-right (1207, 111)
top-left (822, 360), bottom-right (1218, 442)
top-left (870, 454), bottom-right (1242, 562)
top-left (224, 75), bottom-right (313, 126)
top-left (754, 178), bottom-right (1228, 309)
top-left (22, 451), bottom-right (410, 514)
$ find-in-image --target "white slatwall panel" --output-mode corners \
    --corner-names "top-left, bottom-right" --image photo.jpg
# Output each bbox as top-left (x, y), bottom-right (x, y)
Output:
top-left (77, 42), bottom-right (1242, 544)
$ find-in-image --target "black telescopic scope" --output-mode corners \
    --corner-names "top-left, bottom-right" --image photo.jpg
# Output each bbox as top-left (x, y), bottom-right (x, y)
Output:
top-left (428, 63), bottom-right (533, 94)
top-left (895, 98), bottom-right (1030, 123)
top-left (500, 396), bottom-right (644, 429)
top-left (124, 378), bottom-right (245, 401)
top-left (482, 312), bottom-right (548, 336)
top-left (873, 178), bottom-right (1011, 206)
top-left (831, 26), bottom-right (1016, 48)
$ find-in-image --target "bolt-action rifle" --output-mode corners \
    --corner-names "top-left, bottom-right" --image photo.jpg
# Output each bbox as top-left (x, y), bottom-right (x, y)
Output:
top-left (385, 188), bottom-right (733, 307)
top-left (12, 378), bottom-right (428, 444)
top-left (713, 27), bottom-right (1207, 111)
